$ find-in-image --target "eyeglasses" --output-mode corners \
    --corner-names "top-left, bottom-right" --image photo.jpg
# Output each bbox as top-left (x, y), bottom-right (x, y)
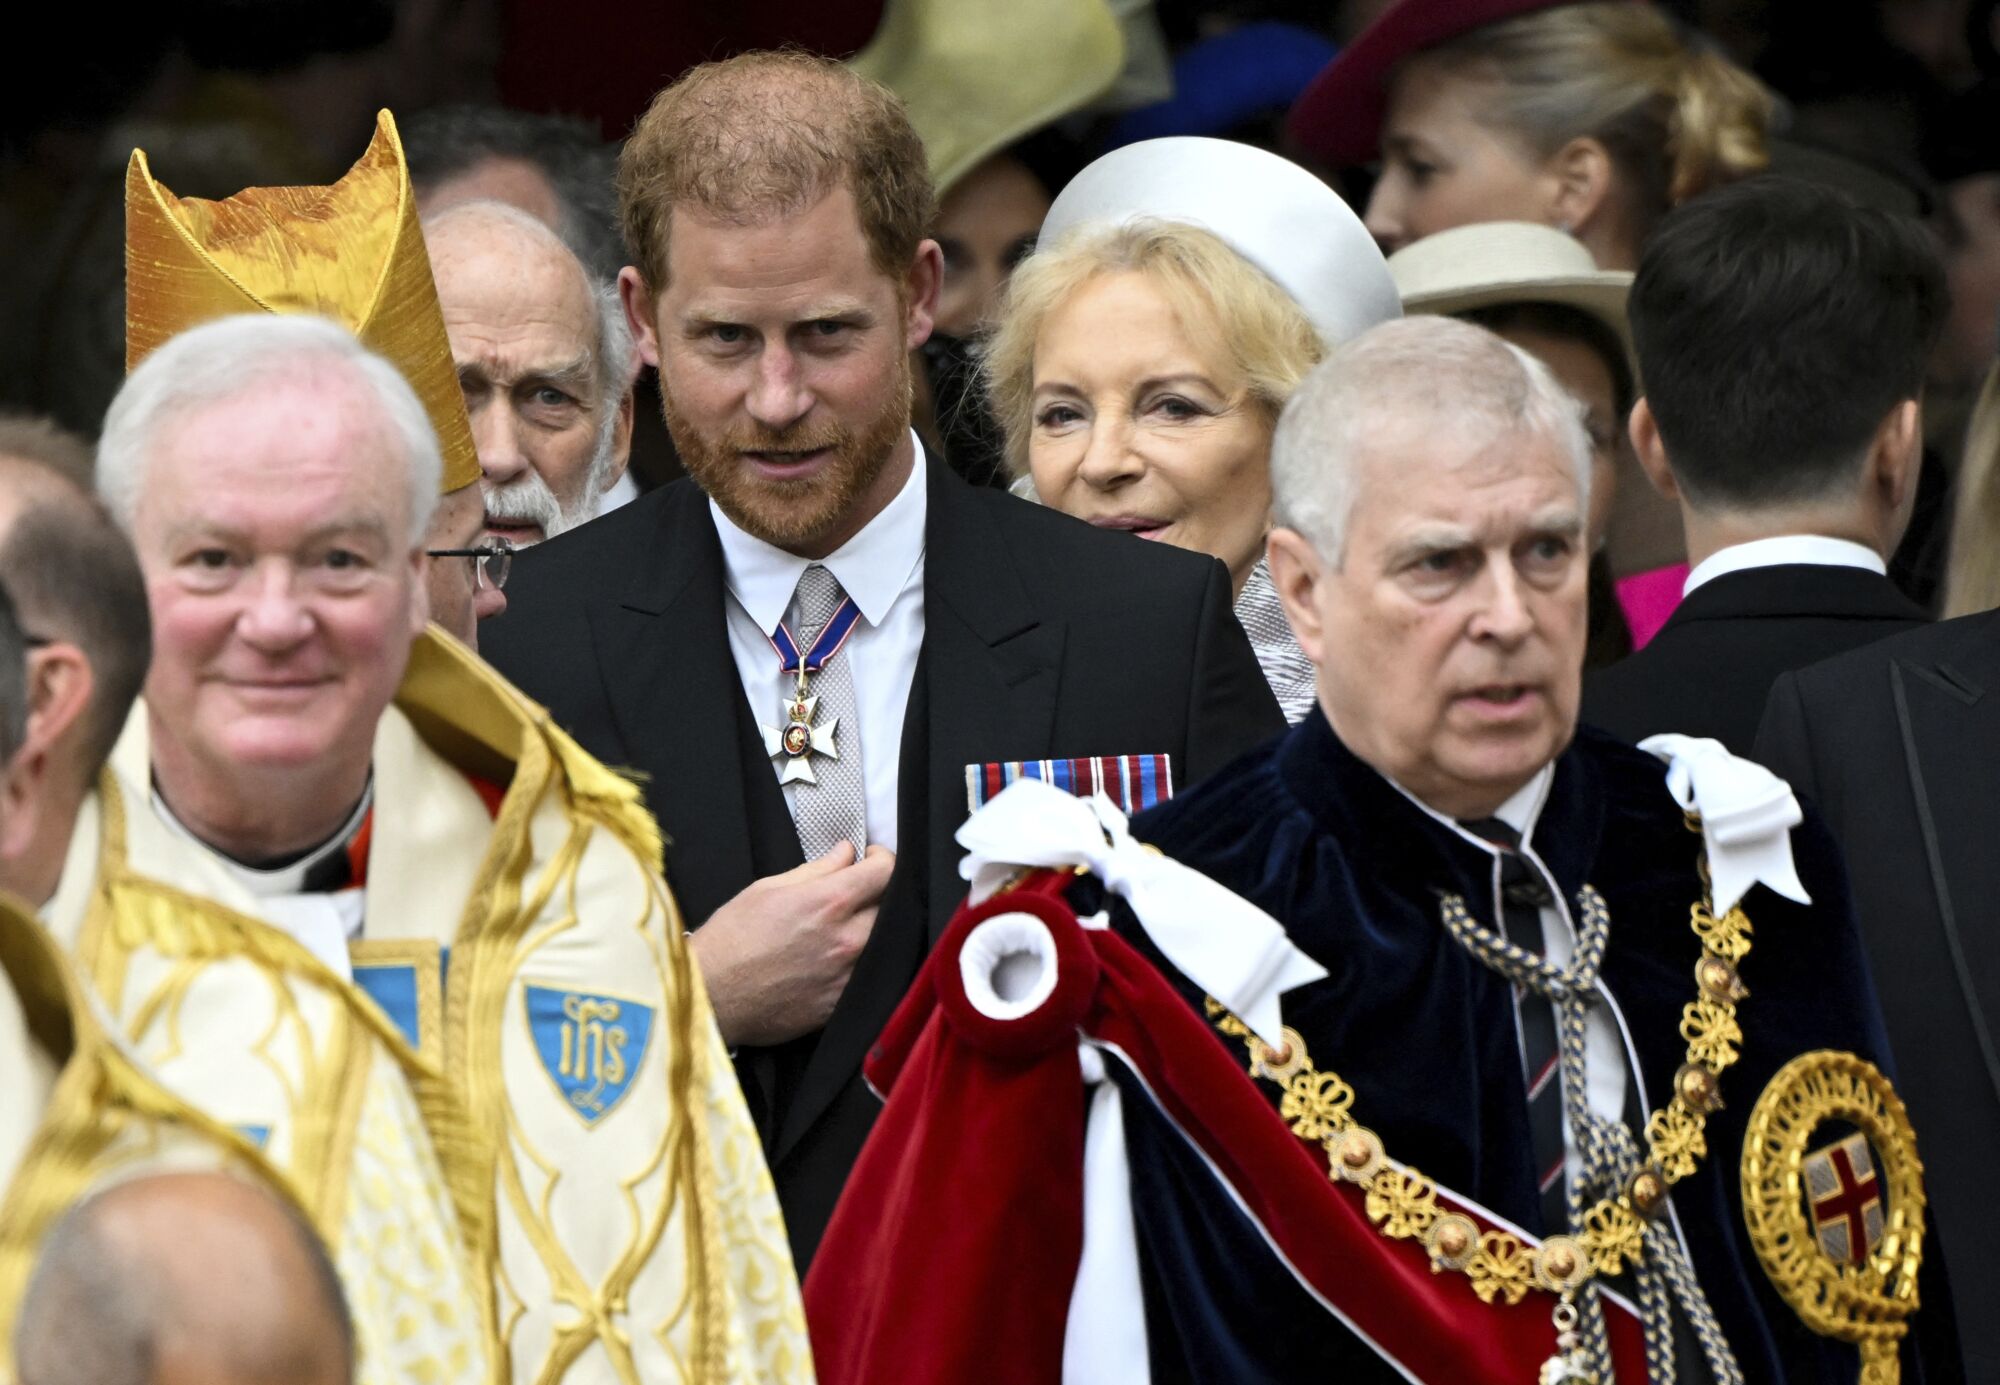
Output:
top-left (425, 536), bottom-right (515, 591)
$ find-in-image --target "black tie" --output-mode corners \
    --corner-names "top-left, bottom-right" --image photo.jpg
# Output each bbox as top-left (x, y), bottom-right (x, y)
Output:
top-left (1461, 817), bottom-right (1569, 1236)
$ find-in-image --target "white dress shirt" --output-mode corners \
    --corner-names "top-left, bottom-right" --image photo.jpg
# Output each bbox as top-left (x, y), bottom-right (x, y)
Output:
top-left (1393, 766), bottom-right (1633, 1191)
top-left (1682, 534), bottom-right (1885, 596)
top-left (712, 435), bottom-right (928, 854)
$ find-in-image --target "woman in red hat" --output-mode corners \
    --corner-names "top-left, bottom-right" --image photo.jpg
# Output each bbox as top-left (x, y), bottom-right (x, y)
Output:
top-left (1292, 0), bottom-right (1772, 271)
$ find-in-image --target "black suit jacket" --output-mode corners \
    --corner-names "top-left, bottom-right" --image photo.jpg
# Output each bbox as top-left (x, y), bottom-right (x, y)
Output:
top-left (1582, 562), bottom-right (1927, 753)
top-left (481, 458), bottom-right (1284, 1262)
top-left (1756, 612), bottom-right (2000, 1381)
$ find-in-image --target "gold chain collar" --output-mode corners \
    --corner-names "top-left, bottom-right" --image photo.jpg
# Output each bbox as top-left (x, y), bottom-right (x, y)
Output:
top-left (1204, 816), bottom-right (1753, 1307)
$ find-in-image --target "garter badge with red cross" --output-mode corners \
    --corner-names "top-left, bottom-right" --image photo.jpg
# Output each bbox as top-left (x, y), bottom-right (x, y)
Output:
top-left (1804, 1131), bottom-right (1884, 1265)
top-left (1742, 1051), bottom-right (1928, 1382)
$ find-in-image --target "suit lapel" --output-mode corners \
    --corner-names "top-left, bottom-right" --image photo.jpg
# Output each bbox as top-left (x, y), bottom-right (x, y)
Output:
top-left (1891, 614), bottom-right (2000, 1113)
top-left (918, 466), bottom-right (1064, 937)
top-left (773, 463), bottom-right (1062, 1159)
top-left (585, 484), bottom-right (799, 925)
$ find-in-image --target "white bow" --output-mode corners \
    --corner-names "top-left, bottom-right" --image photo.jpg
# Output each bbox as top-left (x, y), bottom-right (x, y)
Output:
top-left (1639, 734), bottom-right (1811, 913)
top-left (957, 779), bottom-right (1325, 1048)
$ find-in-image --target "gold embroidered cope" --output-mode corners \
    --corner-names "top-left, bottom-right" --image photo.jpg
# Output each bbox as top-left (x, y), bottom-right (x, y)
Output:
top-left (0, 898), bottom-right (297, 1382)
top-left (44, 628), bottom-right (810, 1384)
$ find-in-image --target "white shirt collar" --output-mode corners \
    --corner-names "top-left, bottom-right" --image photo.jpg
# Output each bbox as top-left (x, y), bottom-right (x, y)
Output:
top-left (710, 432), bottom-right (929, 633)
top-left (1382, 761), bottom-right (1555, 854)
top-left (1682, 535), bottom-right (1885, 596)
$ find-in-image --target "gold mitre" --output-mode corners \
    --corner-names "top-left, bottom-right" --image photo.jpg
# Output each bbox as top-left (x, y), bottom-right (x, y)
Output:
top-left (125, 109), bottom-right (480, 493)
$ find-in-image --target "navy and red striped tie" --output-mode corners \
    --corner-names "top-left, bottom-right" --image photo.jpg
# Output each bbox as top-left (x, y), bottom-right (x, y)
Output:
top-left (1463, 818), bottom-right (1570, 1236)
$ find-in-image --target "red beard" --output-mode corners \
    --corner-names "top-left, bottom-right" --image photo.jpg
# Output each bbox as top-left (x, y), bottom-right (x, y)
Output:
top-left (660, 354), bottom-right (912, 553)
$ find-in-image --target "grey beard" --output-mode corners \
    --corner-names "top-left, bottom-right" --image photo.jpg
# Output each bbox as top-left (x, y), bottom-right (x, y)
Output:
top-left (485, 404), bottom-right (622, 541)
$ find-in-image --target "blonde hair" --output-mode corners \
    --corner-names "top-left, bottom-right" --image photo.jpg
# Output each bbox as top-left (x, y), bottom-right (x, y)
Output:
top-left (1944, 363), bottom-right (2000, 617)
top-left (982, 219), bottom-right (1325, 479)
top-left (1420, 3), bottom-right (1772, 231)
top-left (619, 49), bottom-right (935, 289)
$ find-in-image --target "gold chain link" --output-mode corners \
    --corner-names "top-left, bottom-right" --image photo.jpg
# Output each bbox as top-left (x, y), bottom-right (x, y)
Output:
top-left (1205, 816), bottom-right (1751, 1300)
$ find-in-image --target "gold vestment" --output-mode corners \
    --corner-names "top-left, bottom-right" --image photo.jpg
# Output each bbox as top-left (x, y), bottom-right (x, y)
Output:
top-left (64, 630), bottom-right (809, 1383)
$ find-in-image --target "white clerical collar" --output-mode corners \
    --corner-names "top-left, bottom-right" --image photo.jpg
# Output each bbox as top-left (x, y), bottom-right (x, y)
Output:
top-left (1384, 762), bottom-right (1555, 856)
top-left (711, 431), bottom-right (930, 633)
top-left (1682, 535), bottom-right (1884, 596)
top-left (151, 777), bottom-right (373, 898)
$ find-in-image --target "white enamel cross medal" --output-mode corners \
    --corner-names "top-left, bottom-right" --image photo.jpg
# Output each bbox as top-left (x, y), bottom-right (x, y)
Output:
top-left (762, 678), bottom-right (840, 785)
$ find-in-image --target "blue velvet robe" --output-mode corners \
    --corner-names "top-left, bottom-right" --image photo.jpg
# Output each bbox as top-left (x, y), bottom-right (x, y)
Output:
top-left (1124, 709), bottom-right (1961, 1382)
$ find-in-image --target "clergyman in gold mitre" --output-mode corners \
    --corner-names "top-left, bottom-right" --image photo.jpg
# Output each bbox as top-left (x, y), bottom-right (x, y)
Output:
top-left (77, 111), bottom-right (813, 1384)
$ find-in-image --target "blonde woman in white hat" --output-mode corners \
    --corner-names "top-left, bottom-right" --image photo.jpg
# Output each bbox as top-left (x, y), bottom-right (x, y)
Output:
top-left (983, 137), bottom-right (1400, 722)
top-left (1389, 220), bottom-right (1647, 665)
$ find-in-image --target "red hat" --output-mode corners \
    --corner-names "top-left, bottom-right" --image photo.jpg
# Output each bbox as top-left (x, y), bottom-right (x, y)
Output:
top-left (1288, 0), bottom-right (1610, 169)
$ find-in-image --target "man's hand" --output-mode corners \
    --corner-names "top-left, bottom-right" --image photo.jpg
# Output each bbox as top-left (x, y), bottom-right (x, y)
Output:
top-left (688, 843), bottom-right (895, 1048)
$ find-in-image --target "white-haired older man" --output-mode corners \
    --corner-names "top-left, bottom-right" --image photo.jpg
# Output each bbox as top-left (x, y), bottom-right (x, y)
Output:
top-left (426, 200), bottom-right (635, 546)
top-left (1119, 317), bottom-right (1956, 1380)
top-left (57, 312), bottom-right (810, 1383)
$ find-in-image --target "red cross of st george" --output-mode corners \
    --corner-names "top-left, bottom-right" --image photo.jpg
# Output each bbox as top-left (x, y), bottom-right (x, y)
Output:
top-left (1811, 1144), bottom-right (1881, 1264)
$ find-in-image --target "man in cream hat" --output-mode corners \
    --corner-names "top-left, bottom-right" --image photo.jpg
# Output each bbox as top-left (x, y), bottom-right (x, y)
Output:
top-left (45, 114), bottom-right (812, 1384)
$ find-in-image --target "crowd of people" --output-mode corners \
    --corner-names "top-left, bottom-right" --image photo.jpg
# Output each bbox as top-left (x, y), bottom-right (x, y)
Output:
top-left (2, 0), bottom-right (1998, 1381)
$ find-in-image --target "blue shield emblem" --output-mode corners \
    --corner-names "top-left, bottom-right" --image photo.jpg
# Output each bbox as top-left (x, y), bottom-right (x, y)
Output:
top-left (524, 984), bottom-right (655, 1127)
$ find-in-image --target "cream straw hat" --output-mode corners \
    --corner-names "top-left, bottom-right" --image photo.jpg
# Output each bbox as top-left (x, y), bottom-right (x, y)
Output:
top-left (1387, 221), bottom-right (1634, 366)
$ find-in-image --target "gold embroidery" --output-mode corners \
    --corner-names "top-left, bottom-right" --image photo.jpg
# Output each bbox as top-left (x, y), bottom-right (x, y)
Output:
top-left (0, 902), bottom-right (296, 1361)
top-left (348, 938), bottom-right (447, 1064)
top-left (64, 766), bottom-right (500, 1384)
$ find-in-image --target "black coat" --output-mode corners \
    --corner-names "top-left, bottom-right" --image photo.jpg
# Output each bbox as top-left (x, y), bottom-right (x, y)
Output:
top-left (1582, 563), bottom-right (1928, 753)
top-left (1127, 710), bottom-right (1960, 1381)
top-left (481, 457), bottom-right (1285, 1263)
top-left (1757, 610), bottom-right (2000, 1382)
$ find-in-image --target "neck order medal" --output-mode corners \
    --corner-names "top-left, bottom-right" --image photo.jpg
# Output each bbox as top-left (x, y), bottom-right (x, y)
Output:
top-left (760, 591), bottom-right (861, 785)
top-left (765, 674), bottom-right (841, 785)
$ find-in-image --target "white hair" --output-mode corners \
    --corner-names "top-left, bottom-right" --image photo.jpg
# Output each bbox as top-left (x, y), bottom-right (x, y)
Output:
top-left (1270, 316), bottom-right (1593, 563)
top-left (592, 275), bottom-right (635, 408)
top-left (97, 314), bottom-right (443, 543)
top-left (424, 199), bottom-right (635, 413)
top-left (428, 206), bottom-right (635, 539)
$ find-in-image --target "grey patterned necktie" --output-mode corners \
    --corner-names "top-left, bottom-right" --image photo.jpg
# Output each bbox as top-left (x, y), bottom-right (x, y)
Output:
top-left (779, 564), bottom-right (868, 861)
